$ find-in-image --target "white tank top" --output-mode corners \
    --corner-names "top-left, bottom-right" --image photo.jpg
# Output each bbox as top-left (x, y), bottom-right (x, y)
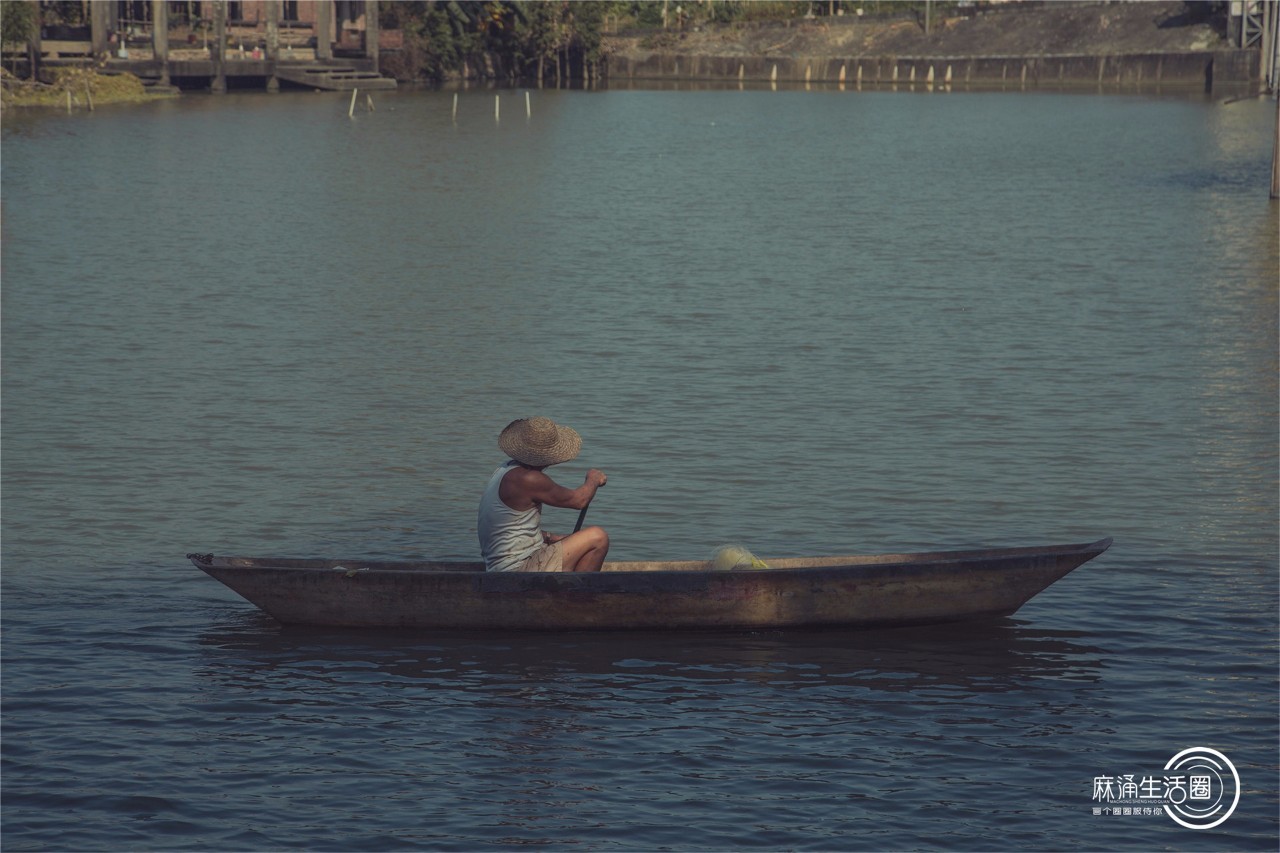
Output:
top-left (477, 461), bottom-right (542, 572)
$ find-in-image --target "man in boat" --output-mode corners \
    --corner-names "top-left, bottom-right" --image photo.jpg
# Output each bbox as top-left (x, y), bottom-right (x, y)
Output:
top-left (478, 417), bottom-right (609, 572)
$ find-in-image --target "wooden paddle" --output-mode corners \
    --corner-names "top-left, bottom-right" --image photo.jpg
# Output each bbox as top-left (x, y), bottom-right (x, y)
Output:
top-left (573, 472), bottom-right (604, 533)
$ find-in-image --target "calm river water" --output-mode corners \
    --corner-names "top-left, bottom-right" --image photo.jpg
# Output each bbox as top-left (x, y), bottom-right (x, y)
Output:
top-left (2, 86), bottom-right (1277, 850)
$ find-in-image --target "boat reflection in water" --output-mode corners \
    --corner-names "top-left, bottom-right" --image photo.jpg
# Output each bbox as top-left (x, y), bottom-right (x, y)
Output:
top-left (195, 615), bottom-right (1109, 698)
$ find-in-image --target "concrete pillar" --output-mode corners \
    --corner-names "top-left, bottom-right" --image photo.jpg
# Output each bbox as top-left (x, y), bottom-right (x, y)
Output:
top-left (316, 0), bottom-right (332, 61)
top-left (91, 0), bottom-right (111, 58)
top-left (1270, 95), bottom-right (1279, 200)
top-left (364, 0), bottom-right (378, 73)
top-left (265, 0), bottom-right (280, 91)
top-left (1263, 0), bottom-right (1277, 87)
top-left (211, 0), bottom-right (226, 93)
top-left (265, 0), bottom-right (280, 59)
top-left (152, 0), bottom-right (169, 85)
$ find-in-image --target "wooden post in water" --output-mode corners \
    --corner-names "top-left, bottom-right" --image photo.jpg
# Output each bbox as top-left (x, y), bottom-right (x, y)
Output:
top-left (452, 92), bottom-right (458, 122)
top-left (349, 88), bottom-right (358, 117)
top-left (494, 94), bottom-right (500, 121)
top-left (525, 91), bottom-right (531, 118)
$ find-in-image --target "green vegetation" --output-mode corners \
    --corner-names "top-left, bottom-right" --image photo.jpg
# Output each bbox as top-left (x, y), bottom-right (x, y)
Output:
top-left (1, 1), bottom-right (38, 47)
top-left (377, 1), bottom-right (962, 83)
top-left (2, 1), bottom-right (39, 76)
top-left (379, 1), bottom-right (612, 84)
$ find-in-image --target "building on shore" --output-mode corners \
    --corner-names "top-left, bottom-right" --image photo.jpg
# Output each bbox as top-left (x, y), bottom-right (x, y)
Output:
top-left (22, 1), bottom-right (396, 92)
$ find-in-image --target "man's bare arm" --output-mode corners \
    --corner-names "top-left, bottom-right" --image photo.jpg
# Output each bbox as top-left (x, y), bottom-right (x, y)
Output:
top-left (500, 467), bottom-right (606, 511)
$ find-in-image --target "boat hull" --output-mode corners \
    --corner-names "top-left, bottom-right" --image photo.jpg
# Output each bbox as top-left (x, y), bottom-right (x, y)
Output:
top-left (189, 538), bottom-right (1111, 631)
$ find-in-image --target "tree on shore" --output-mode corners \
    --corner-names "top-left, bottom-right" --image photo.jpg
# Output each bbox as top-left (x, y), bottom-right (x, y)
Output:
top-left (1, 1), bottom-right (39, 78)
top-left (379, 0), bottom-right (613, 84)
top-left (525, 1), bottom-right (570, 86)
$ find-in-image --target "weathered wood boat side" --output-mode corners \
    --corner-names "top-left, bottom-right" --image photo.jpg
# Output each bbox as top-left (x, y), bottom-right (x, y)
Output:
top-left (188, 538), bottom-right (1110, 631)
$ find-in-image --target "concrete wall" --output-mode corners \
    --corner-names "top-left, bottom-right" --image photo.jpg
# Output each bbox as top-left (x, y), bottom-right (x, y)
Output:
top-left (607, 49), bottom-right (1262, 91)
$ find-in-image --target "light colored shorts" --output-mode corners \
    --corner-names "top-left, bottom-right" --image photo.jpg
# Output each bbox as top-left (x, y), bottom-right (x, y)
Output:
top-left (514, 541), bottom-right (565, 573)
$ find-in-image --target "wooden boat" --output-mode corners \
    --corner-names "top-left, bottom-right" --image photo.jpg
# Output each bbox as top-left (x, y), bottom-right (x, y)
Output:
top-left (188, 537), bottom-right (1111, 631)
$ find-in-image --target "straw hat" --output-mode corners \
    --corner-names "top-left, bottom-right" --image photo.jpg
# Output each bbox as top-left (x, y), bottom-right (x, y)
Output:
top-left (498, 417), bottom-right (582, 468)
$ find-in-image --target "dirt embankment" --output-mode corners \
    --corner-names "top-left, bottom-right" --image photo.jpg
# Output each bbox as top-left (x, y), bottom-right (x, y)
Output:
top-left (0, 67), bottom-right (156, 109)
top-left (604, 1), bottom-right (1229, 62)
